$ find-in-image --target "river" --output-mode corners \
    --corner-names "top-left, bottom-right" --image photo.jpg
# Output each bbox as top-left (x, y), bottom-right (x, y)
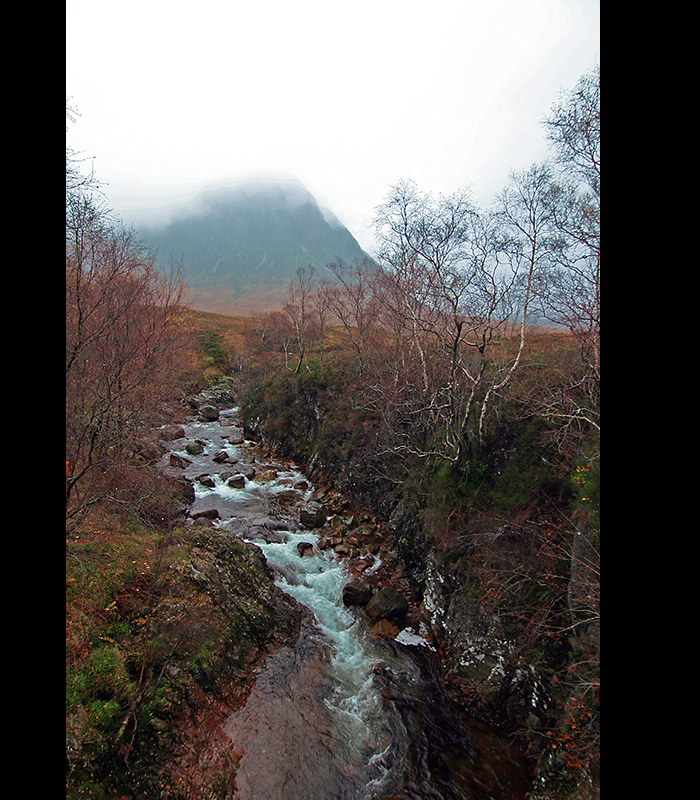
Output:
top-left (158, 406), bottom-right (531, 800)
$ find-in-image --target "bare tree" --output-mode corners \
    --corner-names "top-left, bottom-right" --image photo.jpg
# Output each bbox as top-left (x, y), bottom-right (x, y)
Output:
top-left (66, 138), bottom-right (189, 526)
top-left (371, 180), bottom-right (541, 472)
top-left (543, 66), bottom-right (600, 197)
top-left (326, 258), bottom-right (381, 382)
top-left (312, 277), bottom-right (335, 366)
top-left (478, 163), bottom-right (562, 439)
top-left (282, 265), bottom-right (317, 373)
top-left (535, 67), bottom-right (600, 444)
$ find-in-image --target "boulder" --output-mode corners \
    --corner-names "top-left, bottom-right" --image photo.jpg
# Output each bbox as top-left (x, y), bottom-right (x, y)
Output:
top-left (318, 536), bottom-right (342, 551)
top-left (370, 618), bottom-right (400, 641)
top-left (175, 477), bottom-right (195, 505)
top-left (227, 474), bottom-right (246, 489)
top-left (366, 587), bottom-right (408, 622)
top-left (330, 515), bottom-right (345, 531)
top-left (186, 441), bottom-right (205, 455)
top-left (342, 581), bottom-right (373, 606)
top-left (300, 501), bottom-right (328, 529)
top-left (160, 425), bottom-right (186, 441)
top-left (213, 450), bottom-right (235, 464)
top-left (199, 405), bottom-right (219, 421)
top-left (169, 453), bottom-right (191, 469)
top-left (257, 468), bottom-right (279, 483)
top-left (191, 508), bottom-right (220, 520)
top-left (196, 474), bottom-right (216, 488)
top-left (297, 542), bottom-right (315, 557)
top-left (227, 428), bottom-right (245, 444)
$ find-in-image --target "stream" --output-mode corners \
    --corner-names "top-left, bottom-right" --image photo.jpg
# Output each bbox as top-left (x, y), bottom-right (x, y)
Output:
top-left (157, 406), bottom-right (531, 800)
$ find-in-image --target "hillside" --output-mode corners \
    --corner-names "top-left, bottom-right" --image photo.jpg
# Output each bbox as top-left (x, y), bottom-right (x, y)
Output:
top-left (139, 180), bottom-right (373, 315)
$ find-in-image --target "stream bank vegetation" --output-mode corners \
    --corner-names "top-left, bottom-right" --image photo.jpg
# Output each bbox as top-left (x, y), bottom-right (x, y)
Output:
top-left (237, 68), bottom-right (599, 798)
top-left (66, 67), bottom-right (598, 799)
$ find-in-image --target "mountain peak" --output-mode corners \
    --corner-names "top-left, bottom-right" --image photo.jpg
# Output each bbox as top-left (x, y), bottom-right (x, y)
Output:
top-left (140, 180), bottom-right (371, 315)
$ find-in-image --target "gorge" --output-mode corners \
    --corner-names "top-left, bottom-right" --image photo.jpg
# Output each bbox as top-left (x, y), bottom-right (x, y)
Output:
top-left (148, 385), bottom-right (534, 798)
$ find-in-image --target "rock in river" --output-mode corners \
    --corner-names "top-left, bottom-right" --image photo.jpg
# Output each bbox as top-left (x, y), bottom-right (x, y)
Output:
top-left (342, 581), bottom-right (373, 606)
top-left (299, 501), bottom-right (328, 529)
top-left (366, 587), bottom-right (409, 621)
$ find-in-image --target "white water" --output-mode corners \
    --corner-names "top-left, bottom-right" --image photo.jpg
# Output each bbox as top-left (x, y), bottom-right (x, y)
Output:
top-left (158, 406), bottom-right (529, 799)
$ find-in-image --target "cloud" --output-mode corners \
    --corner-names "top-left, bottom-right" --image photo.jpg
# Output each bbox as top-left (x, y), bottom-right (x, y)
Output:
top-left (66, 0), bottom-right (599, 254)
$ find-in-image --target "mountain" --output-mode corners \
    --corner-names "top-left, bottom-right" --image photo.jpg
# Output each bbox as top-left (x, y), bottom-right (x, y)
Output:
top-left (139, 180), bottom-right (373, 315)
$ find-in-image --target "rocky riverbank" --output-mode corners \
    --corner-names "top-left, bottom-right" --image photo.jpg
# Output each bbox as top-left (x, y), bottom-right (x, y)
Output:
top-left (70, 376), bottom-right (589, 799)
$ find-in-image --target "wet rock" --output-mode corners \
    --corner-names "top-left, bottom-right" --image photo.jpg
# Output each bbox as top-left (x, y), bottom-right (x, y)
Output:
top-left (227, 428), bottom-right (245, 444)
top-left (199, 405), bottom-right (220, 421)
top-left (330, 515), bottom-right (345, 531)
top-left (342, 581), bottom-right (373, 606)
top-left (191, 508), bottom-right (220, 521)
top-left (257, 468), bottom-right (279, 483)
top-left (318, 535), bottom-right (342, 550)
top-left (297, 541), bottom-right (315, 557)
top-left (186, 441), bottom-right (205, 455)
top-left (213, 450), bottom-right (235, 464)
top-left (227, 475), bottom-right (246, 489)
top-left (300, 501), bottom-right (328, 528)
top-left (175, 477), bottom-right (195, 505)
top-left (160, 425), bottom-right (186, 441)
top-left (333, 544), bottom-right (350, 556)
top-left (366, 587), bottom-right (409, 621)
top-left (260, 528), bottom-right (289, 544)
top-left (370, 618), bottom-right (400, 641)
top-left (196, 474), bottom-right (216, 488)
top-left (170, 453), bottom-right (191, 469)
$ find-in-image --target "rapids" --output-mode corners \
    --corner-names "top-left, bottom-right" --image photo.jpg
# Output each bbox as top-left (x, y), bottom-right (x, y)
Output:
top-left (158, 407), bottom-right (531, 799)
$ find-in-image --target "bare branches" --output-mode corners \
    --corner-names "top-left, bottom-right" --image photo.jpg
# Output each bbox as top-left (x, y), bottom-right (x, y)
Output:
top-left (66, 136), bottom-right (190, 525)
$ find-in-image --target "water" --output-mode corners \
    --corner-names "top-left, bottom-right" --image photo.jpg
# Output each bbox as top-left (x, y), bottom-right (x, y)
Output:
top-left (158, 408), bottom-right (531, 799)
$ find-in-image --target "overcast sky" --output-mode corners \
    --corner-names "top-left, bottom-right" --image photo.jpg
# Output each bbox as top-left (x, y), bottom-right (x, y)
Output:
top-left (66, 0), bottom-right (599, 254)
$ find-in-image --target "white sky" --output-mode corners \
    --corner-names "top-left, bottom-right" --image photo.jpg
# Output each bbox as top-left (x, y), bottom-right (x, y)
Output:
top-left (66, 0), bottom-right (599, 254)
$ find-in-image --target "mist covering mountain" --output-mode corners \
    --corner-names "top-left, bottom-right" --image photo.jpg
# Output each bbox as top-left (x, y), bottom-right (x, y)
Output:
top-left (139, 180), bottom-right (373, 315)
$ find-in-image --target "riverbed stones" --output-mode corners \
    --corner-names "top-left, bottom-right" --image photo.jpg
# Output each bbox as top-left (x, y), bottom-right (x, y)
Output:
top-left (257, 468), bottom-right (278, 483)
top-left (175, 477), bottom-right (195, 505)
top-left (160, 424), bottom-right (186, 441)
top-left (191, 508), bottom-right (220, 521)
top-left (227, 428), bottom-right (245, 444)
top-left (300, 501), bottom-right (328, 528)
top-left (342, 581), bottom-right (373, 606)
top-left (330, 515), bottom-right (345, 531)
top-left (370, 618), bottom-right (401, 641)
top-left (318, 535), bottom-right (342, 550)
top-left (366, 587), bottom-right (409, 621)
top-left (198, 405), bottom-right (219, 421)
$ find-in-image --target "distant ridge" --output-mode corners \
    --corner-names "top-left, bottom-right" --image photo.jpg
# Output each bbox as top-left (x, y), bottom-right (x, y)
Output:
top-left (139, 180), bottom-right (372, 315)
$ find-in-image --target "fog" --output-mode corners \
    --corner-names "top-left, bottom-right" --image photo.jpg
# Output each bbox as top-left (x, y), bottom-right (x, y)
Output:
top-left (66, 0), bottom-right (599, 254)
